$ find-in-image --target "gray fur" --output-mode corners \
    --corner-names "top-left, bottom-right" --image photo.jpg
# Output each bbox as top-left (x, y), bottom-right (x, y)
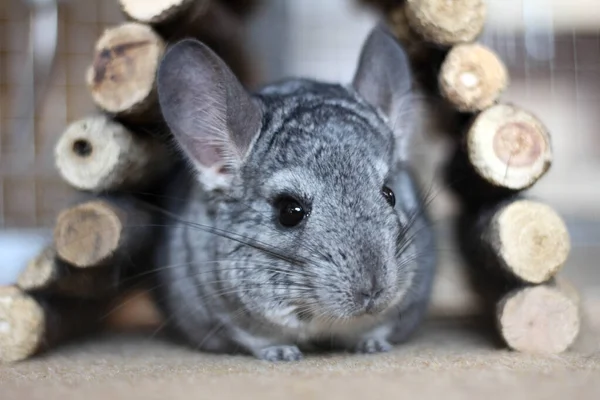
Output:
top-left (153, 25), bottom-right (437, 361)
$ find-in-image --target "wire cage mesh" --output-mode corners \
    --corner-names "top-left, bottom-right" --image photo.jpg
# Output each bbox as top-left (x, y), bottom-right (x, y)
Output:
top-left (0, 0), bottom-right (126, 228)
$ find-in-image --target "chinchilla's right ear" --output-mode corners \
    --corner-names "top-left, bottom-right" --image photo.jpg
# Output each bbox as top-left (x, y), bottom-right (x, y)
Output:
top-left (157, 39), bottom-right (263, 191)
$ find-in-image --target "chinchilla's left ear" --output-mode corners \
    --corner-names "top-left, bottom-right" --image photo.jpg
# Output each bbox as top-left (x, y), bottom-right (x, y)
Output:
top-left (352, 24), bottom-right (415, 161)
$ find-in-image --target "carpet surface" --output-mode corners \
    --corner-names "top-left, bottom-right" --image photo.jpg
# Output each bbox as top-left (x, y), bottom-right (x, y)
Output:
top-left (1, 318), bottom-right (599, 400)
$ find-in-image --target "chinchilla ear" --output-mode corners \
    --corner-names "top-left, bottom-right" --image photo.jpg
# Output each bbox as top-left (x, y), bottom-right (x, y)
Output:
top-left (352, 25), bottom-right (414, 161)
top-left (157, 39), bottom-right (263, 190)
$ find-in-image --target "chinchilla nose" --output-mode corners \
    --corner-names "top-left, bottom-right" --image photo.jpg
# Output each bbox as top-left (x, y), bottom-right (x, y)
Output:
top-left (355, 285), bottom-right (384, 312)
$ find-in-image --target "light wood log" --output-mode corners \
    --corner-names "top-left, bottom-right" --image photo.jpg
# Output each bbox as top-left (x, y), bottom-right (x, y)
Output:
top-left (54, 115), bottom-right (172, 193)
top-left (54, 197), bottom-right (154, 269)
top-left (0, 286), bottom-right (106, 363)
top-left (17, 246), bottom-right (64, 293)
top-left (119, 0), bottom-right (256, 86)
top-left (17, 246), bottom-right (120, 299)
top-left (466, 103), bottom-right (553, 191)
top-left (387, 3), bottom-right (432, 64)
top-left (455, 201), bottom-right (578, 354)
top-left (477, 198), bottom-right (571, 284)
top-left (405, 0), bottom-right (486, 46)
top-left (86, 22), bottom-right (166, 122)
top-left (496, 278), bottom-right (581, 354)
top-left (439, 43), bottom-right (508, 113)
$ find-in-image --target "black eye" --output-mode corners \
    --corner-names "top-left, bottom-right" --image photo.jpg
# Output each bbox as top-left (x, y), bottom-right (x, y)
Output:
top-left (382, 186), bottom-right (395, 207)
top-left (276, 196), bottom-right (306, 227)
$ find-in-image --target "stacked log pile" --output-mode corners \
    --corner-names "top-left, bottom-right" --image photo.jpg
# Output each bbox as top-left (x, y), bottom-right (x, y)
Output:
top-left (0, 0), bottom-right (262, 363)
top-left (361, 0), bottom-right (579, 354)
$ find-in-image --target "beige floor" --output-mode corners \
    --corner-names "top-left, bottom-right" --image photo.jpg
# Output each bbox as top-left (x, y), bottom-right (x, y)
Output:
top-left (1, 317), bottom-right (599, 400)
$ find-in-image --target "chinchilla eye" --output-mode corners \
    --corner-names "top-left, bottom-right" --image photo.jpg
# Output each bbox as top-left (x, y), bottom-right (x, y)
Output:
top-left (382, 186), bottom-right (395, 207)
top-left (276, 196), bottom-right (306, 227)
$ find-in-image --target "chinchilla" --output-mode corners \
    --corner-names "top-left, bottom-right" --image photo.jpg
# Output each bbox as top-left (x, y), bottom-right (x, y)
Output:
top-left (151, 24), bottom-right (437, 362)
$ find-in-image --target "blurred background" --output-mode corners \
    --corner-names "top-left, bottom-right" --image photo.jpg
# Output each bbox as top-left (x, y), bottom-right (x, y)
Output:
top-left (0, 0), bottom-right (599, 317)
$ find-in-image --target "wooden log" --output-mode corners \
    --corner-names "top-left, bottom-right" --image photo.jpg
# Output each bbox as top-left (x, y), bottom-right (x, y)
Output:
top-left (17, 246), bottom-right (64, 293)
top-left (0, 286), bottom-right (106, 363)
top-left (467, 103), bottom-right (552, 192)
top-left (54, 115), bottom-right (173, 193)
top-left (387, 3), bottom-right (431, 64)
top-left (405, 0), bottom-right (487, 46)
top-left (17, 246), bottom-right (120, 299)
top-left (455, 201), bottom-right (578, 354)
top-left (496, 278), bottom-right (581, 354)
top-left (118, 0), bottom-right (256, 86)
top-left (439, 43), bottom-right (508, 113)
top-left (471, 198), bottom-right (571, 284)
top-left (54, 196), bottom-right (154, 269)
top-left (86, 22), bottom-right (166, 123)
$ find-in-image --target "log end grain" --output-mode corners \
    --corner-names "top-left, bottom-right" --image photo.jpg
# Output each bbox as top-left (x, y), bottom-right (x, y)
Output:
top-left (0, 287), bottom-right (45, 363)
top-left (54, 115), bottom-right (171, 192)
top-left (467, 104), bottom-right (553, 190)
top-left (54, 201), bottom-right (123, 268)
top-left (439, 43), bottom-right (508, 112)
top-left (85, 22), bottom-right (165, 119)
top-left (491, 200), bottom-right (571, 284)
top-left (17, 246), bottom-right (61, 292)
top-left (496, 284), bottom-right (580, 354)
top-left (119, 0), bottom-right (198, 24)
top-left (405, 0), bottom-right (486, 46)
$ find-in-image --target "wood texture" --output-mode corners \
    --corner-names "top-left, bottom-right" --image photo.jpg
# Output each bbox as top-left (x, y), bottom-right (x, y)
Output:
top-left (121, 0), bottom-right (256, 86)
top-left (477, 198), bottom-right (571, 284)
top-left (54, 115), bottom-right (173, 193)
top-left (466, 103), bottom-right (553, 191)
top-left (455, 198), bottom-right (577, 354)
top-left (439, 43), bottom-right (508, 112)
top-left (53, 197), bottom-right (154, 269)
top-left (405, 0), bottom-right (487, 46)
top-left (86, 22), bottom-right (166, 122)
top-left (17, 246), bottom-right (120, 299)
top-left (0, 286), bottom-right (106, 363)
top-left (495, 278), bottom-right (581, 354)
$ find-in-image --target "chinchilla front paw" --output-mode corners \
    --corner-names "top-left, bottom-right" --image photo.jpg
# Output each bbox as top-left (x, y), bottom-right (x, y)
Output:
top-left (256, 345), bottom-right (304, 362)
top-left (353, 337), bottom-right (393, 354)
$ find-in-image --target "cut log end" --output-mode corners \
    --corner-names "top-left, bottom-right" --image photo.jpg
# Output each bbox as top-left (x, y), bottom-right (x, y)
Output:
top-left (405, 0), bottom-right (486, 46)
top-left (17, 246), bottom-right (60, 291)
top-left (0, 287), bottom-right (45, 363)
top-left (496, 284), bottom-right (580, 354)
top-left (86, 22), bottom-right (165, 120)
top-left (467, 104), bottom-right (552, 190)
top-left (54, 115), bottom-right (171, 192)
top-left (491, 200), bottom-right (571, 284)
top-left (54, 201), bottom-right (123, 268)
top-left (119, 0), bottom-right (200, 24)
top-left (387, 4), bottom-right (431, 63)
top-left (439, 43), bottom-right (508, 112)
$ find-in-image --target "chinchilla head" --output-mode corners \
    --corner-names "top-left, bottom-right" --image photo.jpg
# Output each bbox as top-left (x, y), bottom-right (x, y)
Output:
top-left (157, 25), bottom-right (420, 324)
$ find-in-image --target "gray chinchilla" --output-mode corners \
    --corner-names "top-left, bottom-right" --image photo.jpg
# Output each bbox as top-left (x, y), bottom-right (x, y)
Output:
top-left (152, 24), bottom-right (437, 362)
